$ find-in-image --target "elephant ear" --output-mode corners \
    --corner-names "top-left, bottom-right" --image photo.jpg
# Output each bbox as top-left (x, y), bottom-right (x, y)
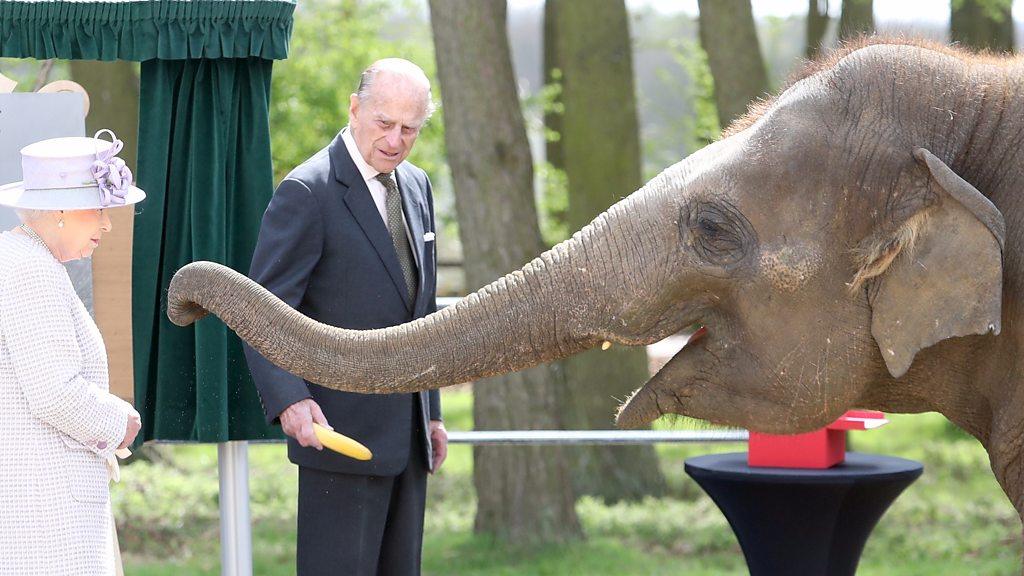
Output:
top-left (862, 147), bottom-right (1005, 378)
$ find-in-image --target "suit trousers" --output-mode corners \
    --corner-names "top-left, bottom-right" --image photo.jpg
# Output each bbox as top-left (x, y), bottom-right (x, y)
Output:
top-left (296, 411), bottom-right (428, 576)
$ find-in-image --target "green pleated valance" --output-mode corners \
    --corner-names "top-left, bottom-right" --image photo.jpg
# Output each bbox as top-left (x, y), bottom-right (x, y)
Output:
top-left (0, 0), bottom-right (295, 61)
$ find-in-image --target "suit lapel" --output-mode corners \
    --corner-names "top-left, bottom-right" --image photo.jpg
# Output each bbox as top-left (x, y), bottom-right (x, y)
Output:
top-left (332, 135), bottom-right (414, 313)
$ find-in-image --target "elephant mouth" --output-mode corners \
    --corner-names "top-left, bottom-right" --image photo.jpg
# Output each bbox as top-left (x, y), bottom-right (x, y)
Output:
top-left (615, 325), bottom-right (708, 429)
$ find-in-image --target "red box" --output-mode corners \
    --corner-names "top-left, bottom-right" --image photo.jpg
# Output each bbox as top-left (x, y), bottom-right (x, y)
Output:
top-left (747, 410), bottom-right (887, 469)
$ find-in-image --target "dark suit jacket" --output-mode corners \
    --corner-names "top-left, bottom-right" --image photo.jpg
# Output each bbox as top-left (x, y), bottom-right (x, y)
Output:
top-left (243, 131), bottom-right (440, 476)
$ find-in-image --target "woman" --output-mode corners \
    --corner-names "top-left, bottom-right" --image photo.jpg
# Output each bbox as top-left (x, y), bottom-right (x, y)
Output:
top-left (0, 131), bottom-right (145, 575)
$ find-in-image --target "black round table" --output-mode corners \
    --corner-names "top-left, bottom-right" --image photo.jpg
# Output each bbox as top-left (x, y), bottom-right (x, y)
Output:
top-left (685, 452), bottom-right (923, 576)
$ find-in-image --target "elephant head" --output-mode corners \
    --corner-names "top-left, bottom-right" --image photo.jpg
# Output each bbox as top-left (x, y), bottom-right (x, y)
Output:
top-left (169, 39), bottom-right (1009, 443)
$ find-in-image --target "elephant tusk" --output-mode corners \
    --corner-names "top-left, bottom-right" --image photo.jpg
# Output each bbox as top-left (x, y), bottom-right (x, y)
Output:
top-left (601, 341), bottom-right (612, 350)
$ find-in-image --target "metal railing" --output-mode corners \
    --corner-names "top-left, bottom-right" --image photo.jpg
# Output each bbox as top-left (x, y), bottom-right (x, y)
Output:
top-left (447, 430), bottom-right (748, 445)
top-left (436, 295), bottom-right (462, 309)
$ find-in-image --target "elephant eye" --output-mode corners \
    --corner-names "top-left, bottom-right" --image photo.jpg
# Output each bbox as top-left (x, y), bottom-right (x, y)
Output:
top-left (698, 218), bottom-right (722, 235)
top-left (681, 201), bottom-right (753, 267)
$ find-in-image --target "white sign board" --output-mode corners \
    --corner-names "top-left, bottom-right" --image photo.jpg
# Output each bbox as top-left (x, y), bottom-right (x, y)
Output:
top-left (0, 93), bottom-right (92, 312)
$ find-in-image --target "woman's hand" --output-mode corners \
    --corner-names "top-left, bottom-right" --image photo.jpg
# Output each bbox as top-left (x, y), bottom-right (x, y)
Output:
top-left (119, 407), bottom-right (142, 449)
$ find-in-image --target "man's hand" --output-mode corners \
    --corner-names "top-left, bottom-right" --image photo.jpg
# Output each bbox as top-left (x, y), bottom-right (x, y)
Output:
top-left (119, 407), bottom-right (142, 450)
top-left (429, 420), bottom-right (448, 473)
top-left (280, 398), bottom-right (331, 450)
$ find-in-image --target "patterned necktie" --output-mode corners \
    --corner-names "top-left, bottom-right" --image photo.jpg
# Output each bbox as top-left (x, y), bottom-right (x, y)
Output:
top-left (375, 172), bottom-right (418, 302)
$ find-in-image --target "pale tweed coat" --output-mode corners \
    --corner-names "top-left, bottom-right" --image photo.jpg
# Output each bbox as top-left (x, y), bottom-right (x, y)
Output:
top-left (0, 231), bottom-right (131, 575)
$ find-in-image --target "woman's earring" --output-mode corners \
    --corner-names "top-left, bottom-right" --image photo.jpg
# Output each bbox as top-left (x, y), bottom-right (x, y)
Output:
top-left (57, 218), bottom-right (64, 229)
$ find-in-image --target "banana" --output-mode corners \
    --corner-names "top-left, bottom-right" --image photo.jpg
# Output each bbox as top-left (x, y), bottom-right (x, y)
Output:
top-left (312, 423), bottom-right (373, 461)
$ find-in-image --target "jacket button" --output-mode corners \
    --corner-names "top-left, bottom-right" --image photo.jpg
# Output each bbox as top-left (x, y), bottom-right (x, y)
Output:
top-left (97, 441), bottom-right (107, 450)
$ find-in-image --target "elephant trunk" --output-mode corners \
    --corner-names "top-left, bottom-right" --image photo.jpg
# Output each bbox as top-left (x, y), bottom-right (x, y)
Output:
top-left (168, 172), bottom-right (687, 394)
top-left (170, 218), bottom-right (623, 394)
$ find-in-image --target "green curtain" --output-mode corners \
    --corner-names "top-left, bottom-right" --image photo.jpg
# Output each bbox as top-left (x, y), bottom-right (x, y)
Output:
top-left (0, 1), bottom-right (293, 61)
top-left (133, 58), bottom-right (284, 442)
top-left (1, 0), bottom-right (294, 442)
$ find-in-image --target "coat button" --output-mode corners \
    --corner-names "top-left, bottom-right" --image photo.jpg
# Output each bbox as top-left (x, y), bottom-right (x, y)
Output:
top-left (97, 441), bottom-right (107, 450)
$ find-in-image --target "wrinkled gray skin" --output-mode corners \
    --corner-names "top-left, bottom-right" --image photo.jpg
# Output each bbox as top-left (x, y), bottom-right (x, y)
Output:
top-left (169, 42), bottom-right (1024, 536)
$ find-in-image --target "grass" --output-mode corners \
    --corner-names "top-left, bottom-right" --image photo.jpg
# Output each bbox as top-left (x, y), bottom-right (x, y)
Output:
top-left (119, 389), bottom-right (1022, 575)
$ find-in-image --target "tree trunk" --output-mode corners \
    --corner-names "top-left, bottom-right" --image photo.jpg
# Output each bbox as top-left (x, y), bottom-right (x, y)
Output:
top-left (951, 0), bottom-right (1014, 54)
top-left (429, 0), bottom-right (583, 544)
top-left (838, 0), bottom-right (874, 41)
top-left (806, 0), bottom-right (830, 59)
top-left (547, 0), bottom-right (667, 502)
top-left (697, 0), bottom-right (769, 130)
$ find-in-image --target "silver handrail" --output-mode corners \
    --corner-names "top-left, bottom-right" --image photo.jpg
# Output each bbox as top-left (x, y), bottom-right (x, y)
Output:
top-left (446, 430), bottom-right (748, 445)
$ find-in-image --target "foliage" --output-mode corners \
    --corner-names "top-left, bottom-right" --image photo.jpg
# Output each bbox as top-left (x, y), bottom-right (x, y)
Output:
top-left (535, 162), bottom-right (569, 246)
top-left (524, 68), bottom-right (570, 246)
top-left (0, 58), bottom-right (71, 91)
top-left (666, 39), bottom-right (721, 150)
top-left (630, 30), bottom-right (722, 178)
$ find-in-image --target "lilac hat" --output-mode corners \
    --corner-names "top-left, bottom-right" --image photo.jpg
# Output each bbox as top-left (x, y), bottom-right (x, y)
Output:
top-left (0, 129), bottom-right (145, 210)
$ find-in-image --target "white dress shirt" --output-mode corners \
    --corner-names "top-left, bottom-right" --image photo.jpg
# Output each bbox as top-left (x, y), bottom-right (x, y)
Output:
top-left (341, 127), bottom-right (415, 249)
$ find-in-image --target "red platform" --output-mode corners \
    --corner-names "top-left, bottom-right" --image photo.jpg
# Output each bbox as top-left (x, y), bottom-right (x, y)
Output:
top-left (747, 410), bottom-right (888, 469)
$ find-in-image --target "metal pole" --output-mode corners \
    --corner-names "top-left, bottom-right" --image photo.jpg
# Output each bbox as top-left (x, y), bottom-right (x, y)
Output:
top-left (446, 429), bottom-right (748, 445)
top-left (218, 441), bottom-right (253, 576)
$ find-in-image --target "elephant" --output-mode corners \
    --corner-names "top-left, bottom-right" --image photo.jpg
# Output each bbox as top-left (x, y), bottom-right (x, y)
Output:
top-left (167, 38), bottom-right (1024, 541)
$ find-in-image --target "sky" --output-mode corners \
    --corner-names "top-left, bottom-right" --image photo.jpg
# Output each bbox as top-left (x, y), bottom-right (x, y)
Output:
top-left (509, 0), bottom-right (1024, 25)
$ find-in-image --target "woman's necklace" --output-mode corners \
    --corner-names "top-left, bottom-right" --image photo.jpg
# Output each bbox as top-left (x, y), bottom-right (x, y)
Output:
top-left (19, 224), bottom-right (58, 261)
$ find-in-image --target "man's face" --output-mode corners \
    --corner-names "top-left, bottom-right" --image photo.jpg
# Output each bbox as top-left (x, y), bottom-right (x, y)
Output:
top-left (349, 79), bottom-right (427, 174)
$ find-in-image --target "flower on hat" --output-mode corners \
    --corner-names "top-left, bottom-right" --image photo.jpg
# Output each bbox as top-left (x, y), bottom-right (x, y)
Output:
top-left (90, 129), bottom-right (134, 207)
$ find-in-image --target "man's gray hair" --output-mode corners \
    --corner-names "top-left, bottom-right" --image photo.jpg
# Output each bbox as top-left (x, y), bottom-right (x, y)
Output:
top-left (355, 59), bottom-right (437, 121)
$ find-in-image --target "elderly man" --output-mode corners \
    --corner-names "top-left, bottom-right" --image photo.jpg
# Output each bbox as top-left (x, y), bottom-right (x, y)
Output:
top-left (244, 58), bottom-right (447, 575)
